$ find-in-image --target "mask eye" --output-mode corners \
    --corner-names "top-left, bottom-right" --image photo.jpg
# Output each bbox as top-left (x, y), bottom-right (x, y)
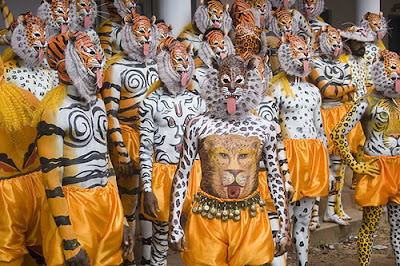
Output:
top-left (236, 76), bottom-right (244, 84)
top-left (238, 153), bottom-right (248, 159)
top-left (219, 153), bottom-right (229, 159)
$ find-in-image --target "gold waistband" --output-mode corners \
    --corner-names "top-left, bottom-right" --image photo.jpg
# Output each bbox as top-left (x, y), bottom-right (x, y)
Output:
top-left (192, 190), bottom-right (266, 222)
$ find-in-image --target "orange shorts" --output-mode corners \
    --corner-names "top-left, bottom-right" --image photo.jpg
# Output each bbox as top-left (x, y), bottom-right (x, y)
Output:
top-left (258, 171), bottom-right (276, 212)
top-left (111, 124), bottom-right (140, 169)
top-left (283, 139), bottom-right (330, 202)
top-left (141, 160), bottom-right (202, 222)
top-left (355, 155), bottom-right (400, 207)
top-left (321, 104), bottom-right (365, 155)
top-left (41, 181), bottom-right (124, 265)
top-left (182, 189), bottom-right (275, 266)
top-left (0, 170), bottom-right (44, 263)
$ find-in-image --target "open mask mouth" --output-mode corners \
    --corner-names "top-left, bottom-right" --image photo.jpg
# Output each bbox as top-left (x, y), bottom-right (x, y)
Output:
top-left (376, 30), bottom-right (382, 40)
top-left (332, 44), bottom-right (341, 57)
top-left (391, 76), bottom-right (400, 92)
top-left (215, 49), bottom-right (227, 59)
top-left (58, 22), bottom-right (68, 33)
top-left (225, 94), bottom-right (240, 115)
top-left (305, 6), bottom-right (314, 18)
top-left (177, 70), bottom-right (189, 87)
top-left (211, 18), bottom-right (221, 28)
top-left (33, 46), bottom-right (45, 64)
top-left (88, 66), bottom-right (103, 88)
top-left (140, 41), bottom-right (150, 56)
top-left (299, 58), bottom-right (310, 73)
top-left (80, 14), bottom-right (90, 28)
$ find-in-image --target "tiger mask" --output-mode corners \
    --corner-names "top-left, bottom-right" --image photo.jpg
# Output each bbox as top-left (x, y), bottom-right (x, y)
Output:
top-left (157, 37), bottom-right (195, 94)
top-left (69, 0), bottom-right (97, 31)
top-left (316, 26), bottom-right (342, 59)
top-left (11, 12), bottom-right (47, 68)
top-left (295, 0), bottom-right (324, 20)
top-left (113, 0), bottom-right (137, 18)
top-left (156, 20), bottom-right (173, 42)
top-left (121, 14), bottom-right (157, 62)
top-left (193, 0), bottom-right (232, 34)
top-left (270, 0), bottom-right (296, 9)
top-left (37, 0), bottom-right (69, 40)
top-left (277, 34), bottom-right (313, 77)
top-left (198, 28), bottom-right (234, 64)
top-left (230, 0), bottom-right (272, 28)
top-left (201, 55), bottom-right (263, 117)
top-left (360, 12), bottom-right (388, 41)
top-left (371, 50), bottom-right (400, 98)
top-left (269, 8), bottom-right (298, 38)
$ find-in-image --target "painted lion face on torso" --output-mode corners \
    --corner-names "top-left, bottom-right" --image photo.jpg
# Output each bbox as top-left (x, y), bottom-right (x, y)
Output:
top-left (317, 26), bottom-right (342, 59)
top-left (278, 34), bottom-right (313, 77)
top-left (200, 134), bottom-right (260, 199)
top-left (360, 12), bottom-right (387, 41)
top-left (11, 12), bottom-right (47, 67)
top-left (371, 50), bottom-right (400, 98)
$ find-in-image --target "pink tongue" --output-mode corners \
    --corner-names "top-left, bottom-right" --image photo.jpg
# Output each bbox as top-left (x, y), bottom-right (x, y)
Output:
top-left (61, 23), bottom-right (67, 33)
top-left (396, 79), bottom-right (400, 92)
top-left (38, 48), bottom-right (44, 64)
top-left (306, 8), bottom-right (311, 18)
top-left (84, 15), bottom-right (90, 28)
top-left (260, 15), bottom-right (265, 26)
top-left (227, 96), bottom-right (236, 115)
top-left (97, 69), bottom-right (103, 89)
top-left (361, 30), bottom-right (367, 37)
top-left (181, 71), bottom-right (188, 87)
top-left (131, 8), bottom-right (136, 15)
top-left (227, 186), bottom-right (240, 199)
top-left (143, 43), bottom-right (150, 56)
top-left (378, 31), bottom-right (382, 40)
top-left (214, 21), bottom-right (220, 28)
top-left (284, 0), bottom-right (288, 7)
top-left (334, 46), bottom-right (340, 57)
top-left (303, 59), bottom-right (309, 73)
top-left (220, 52), bottom-right (227, 59)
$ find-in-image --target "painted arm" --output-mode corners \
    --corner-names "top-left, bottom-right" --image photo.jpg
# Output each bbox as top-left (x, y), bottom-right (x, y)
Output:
top-left (168, 117), bottom-right (199, 251)
top-left (97, 20), bottom-right (116, 61)
top-left (331, 99), bottom-right (380, 176)
top-left (309, 68), bottom-right (357, 100)
top-left (262, 126), bottom-right (291, 256)
top-left (36, 112), bottom-right (88, 262)
top-left (102, 66), bottom-right (133, 177)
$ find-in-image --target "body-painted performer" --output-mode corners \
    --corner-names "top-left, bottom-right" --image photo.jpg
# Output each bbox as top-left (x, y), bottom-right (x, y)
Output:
top-left (230, 0), bottom-right (272, 28)
top-left (97, 0), bottom-right (137, 61)
top-left (269, 34), bottom-right (334, 265)
top-left (3, 12), bottom-right (53, 100)
top-left (68, 0), bottom-right (97, 32)
top-left (295, 0), bottom-right (329, 33)
top-left (101, 14), bottom-right (158, 266)
top-left (139, 37), bottom-right (206, 265)
top-left (307, 26), bottom-right (365, 228)
top-left (360, 12), bottom-right (388, 86)
top-left (177, 0), bottom-right (232, 56)
top-left (331, 49), bottom-right (400, 266)
top-left (0, 59), bottom-right (45, 265)
top-left (169, 55), bottom-right (291, 265)
top-left (37, 30), bottom-right (134, 265)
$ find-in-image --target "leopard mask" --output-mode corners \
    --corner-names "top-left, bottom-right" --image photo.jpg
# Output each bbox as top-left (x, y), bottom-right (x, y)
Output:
top-left (11, 12), bottom-right (47, 68)
top-left (201, 55), bottom-right (263, 117)
top-left (371, 50), bottom-right (400, 98)
top-left (360, 11), bottom-right (388, 41)
top-left (277, 34), bottom-right (313, 77)
top-left (157, 37), bottom-right (195, 94)
top-left (37, 0), bottom-right (69, 40)
top-left (193, 0), bottom-right (232, 34)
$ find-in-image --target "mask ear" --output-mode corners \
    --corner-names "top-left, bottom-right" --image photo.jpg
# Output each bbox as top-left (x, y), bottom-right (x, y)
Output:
top-left (151, 15), bottom-right (157, 25)
top-left (200, 0), bottom-right (205, 5)
top-left (291, 9), bottom-right (296, 16)
top-left (224, 3), bottom-right (229, 11)
top-left (305, 36), bottom-right (311, 46)
top-left (67, 30), bottom-right (76, 42)
top-left (247, 56), bottom-right (259, 71)
top-left (379, 11), bottom-right (383, 17)
top-left (210, 57), bottom-right (219, 70)
top-left (168, 24), bottom-right (173, 32)
top-left (187, 42), bottom-right (194, 56)
top-left (281, 34), bottom-right (289, 43)
top-left (123, 14), bottom-right (133, 26)
top-left (362, 12), bottom-right (370, 20)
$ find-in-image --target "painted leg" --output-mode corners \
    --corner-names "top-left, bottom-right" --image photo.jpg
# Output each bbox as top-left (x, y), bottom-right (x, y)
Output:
top-left (150, 221), bottom-right (169, 266)
top-left (387, 202), bottom-right (400, 265)
top-left (324, 155), bottom-right (348, 225)
top-left (333, 158), bottom-right (351, 220)
top-left (358, 206), bottom-right (382, 266)
top-left (268, 211), bottom-right (287, 266)
top-left (290, 197), bottom-right (316, 266)
top-left (140, 214), bottom-right (153, 266)
top-left (309, 197), bottom-right (320, 231)
top-left (117, 171), bottom-right (141, 265)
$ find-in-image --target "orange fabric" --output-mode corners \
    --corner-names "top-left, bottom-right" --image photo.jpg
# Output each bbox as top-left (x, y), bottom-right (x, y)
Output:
top-left (141, 160), bottom-right (202, 222)
top-left (182, 189), bottom-right (274, 266)
top-left (0, 170), bottom-right (44, 262)
top-left (112, 124), bottom-right (140, 169)
top-left (355, 155), bottom-right (400, 207)
top-left (283, 139), bottom-right (330, 202)
top-left (41, 181), bottom-right (124, 266)
top-left (258, 171), bottom-right (276, 212)
top-left (321, 104), bottom-right (365, 155)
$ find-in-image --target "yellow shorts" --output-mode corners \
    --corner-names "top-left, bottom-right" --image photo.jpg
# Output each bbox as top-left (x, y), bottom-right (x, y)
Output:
top-left (0, 170), bottom-right (44, 263)
top-left (258, 171), bottom-right (276, 212)
top-left (111, 124), bottom-right (140, 169)
top-left (141, 160), bottom-right (202, 222)
top-left (321, 104), bottom-right (365, 155)
top-left (284, 139), bottom-right (330, 202)
top-left (355, 155), bottom-right (400, 207)
top-left (41, 181), bottom-right (124, 265)
top-left (182, 189), bottom-right (275, 266)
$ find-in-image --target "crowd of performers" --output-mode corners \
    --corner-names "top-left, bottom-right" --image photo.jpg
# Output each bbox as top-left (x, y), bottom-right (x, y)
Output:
top-left (0, 0), bottom-right (399, 265)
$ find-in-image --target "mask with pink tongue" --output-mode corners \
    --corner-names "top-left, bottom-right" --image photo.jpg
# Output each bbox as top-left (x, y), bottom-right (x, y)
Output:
top-left (96, 69), bottom-right (103, 89)
top-left (306, 8), bottom-right (312, 18)
top-left (214, 20), bottom-right (221, 28)
top-left (84, 15), bottom-right (90, 28)
top-left (227, 94), bottom-right (237, 115)
top-left (38, 47), bottom-right (45, 64)
top-left (180, 71), bottom-right (189, 87)
top-left (61, 23), bottom-right (68, 33)
top-left (333, 45), bottom-right (340, 57)
top-left (396, 79), bottom-right (400, 93)
top-left (377, 30), bottom-right (382, 40)
top-left (143, 42), bottom-right (150, 56)
top-left (302, 59), bottom-right (309, 73)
